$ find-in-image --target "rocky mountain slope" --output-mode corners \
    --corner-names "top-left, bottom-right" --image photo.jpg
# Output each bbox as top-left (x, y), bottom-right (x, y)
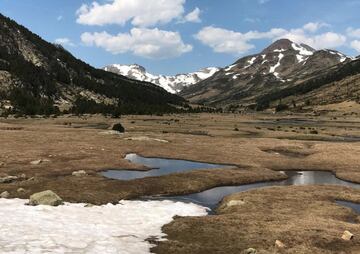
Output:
top-left (181, 39), bottom-right (354, 110)
top-left (104, 64), bottom-right (219, 94)
top-left (0, 13), bottom-right (185, 116)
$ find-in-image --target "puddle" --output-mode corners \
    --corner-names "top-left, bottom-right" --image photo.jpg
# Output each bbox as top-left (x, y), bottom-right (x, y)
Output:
top-left (167, 171), bottom-right (360, 209)
top-left (102, 154), bottom-right (232, 180)
top-left (102, 155), bottom-right (360, 210)
top-left (336, 200), bottom-right (360, 214)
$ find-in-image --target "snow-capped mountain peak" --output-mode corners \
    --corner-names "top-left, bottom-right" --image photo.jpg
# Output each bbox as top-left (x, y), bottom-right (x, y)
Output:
top-left (104, 64), bottom-right (219, 94)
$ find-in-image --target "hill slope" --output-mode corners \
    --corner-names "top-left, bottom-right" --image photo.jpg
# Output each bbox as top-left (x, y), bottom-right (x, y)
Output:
top-left (181, 39), bottom-right (353, 110)
top-left (0, 14), bottom-right (185, 115)
top-left (104, 64), bottom-right (219, 94)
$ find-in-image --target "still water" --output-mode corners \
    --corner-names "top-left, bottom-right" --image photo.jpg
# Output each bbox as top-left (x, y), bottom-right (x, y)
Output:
top-left (102, 154), bottom-right (360, 211)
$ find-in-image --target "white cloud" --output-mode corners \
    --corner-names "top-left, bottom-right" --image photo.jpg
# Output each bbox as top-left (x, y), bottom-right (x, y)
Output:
top-left (76, 0), bottom-right (198, 27)
top-left (57, 15), bottom-right (63, 21)
top-left (351, 40), bottom-right (360, 52)
top-left (54, 38), bottom-right (75, 47)
top-left (81, 28), bottom-right (192, 59)
top-left (277, 30), bottom-right (346, 49)
top-left (195, 23), bottom-right (347, 55)
top-left (195, 26), bottom-right (255, 55)
top-left (183, 7), bottom-right (201, 23)
top-left (303, 22), bottom-right (330, 33)
top-left (347, 27), bottom-right (360, 38)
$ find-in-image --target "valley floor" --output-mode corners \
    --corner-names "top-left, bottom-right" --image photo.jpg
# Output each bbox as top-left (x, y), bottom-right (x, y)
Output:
top-left (1, 112), bottom-right (360, 253)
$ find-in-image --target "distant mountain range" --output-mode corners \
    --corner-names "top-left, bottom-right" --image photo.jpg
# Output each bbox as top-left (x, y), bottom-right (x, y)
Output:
top-left (0, 13), bottom-right (185, 116)
top-left (104, 64), bottom-right (219, 94)
top-left (1, 11), bottom-right (360, 115)
top-left (180, 39), bottom-right (359, 111)
top-left (105, 39), bottom-right (360, 112)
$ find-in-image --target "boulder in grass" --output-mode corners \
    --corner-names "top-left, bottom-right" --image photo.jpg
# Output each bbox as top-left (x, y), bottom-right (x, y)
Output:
top-left (72, 170), bottom-right (87, 177)
top-left (342, 230), bottom-right (354, 241)
top-left (111, 123), bottom-right (125, 133)
top-left (275, 240), bottom-right (286, 248)
top-left (29, 190), bottom-right (63, 206)
top-left (0, 191), bottom-right (10, 198)
top-left (244, 248), bottom-right (257, 254)
top-left (0, 176), bottom-right (18, 183)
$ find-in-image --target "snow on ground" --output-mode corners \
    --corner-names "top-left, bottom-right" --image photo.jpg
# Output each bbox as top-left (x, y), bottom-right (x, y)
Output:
top-left (0, 199), bottom-right (208, 254)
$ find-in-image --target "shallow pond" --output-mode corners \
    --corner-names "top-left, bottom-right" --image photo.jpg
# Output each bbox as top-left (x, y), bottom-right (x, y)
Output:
top-left (102, 154), bottom-right (360, 210)
top-left (102, 153), bottom-right (231, 180)
top-left (170, 171), bottom-right (360, 209)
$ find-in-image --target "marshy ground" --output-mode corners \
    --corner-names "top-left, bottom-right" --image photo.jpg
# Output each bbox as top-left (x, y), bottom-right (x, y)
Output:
top-left (1, 112), bottom-right (360, 253)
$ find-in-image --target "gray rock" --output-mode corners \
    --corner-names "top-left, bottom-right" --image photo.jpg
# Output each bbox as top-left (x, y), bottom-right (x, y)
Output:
top-left (244, 248), bottom-right (257, 254)
top-left (29, 190), bottom-right (63, 206)
top-left (0, 191), bottom-right (10, 198)
top-left (72, 170), bottom-right (87, 177)
top-left (17, 188), bottom-right (26, 193)
top-left (30, 159), bottom-right (42, 165)
top-left (0, 176), bottom-right (18, 183)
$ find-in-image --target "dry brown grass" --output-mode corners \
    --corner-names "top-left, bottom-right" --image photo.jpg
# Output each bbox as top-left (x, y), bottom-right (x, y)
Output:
top-left (1, 113), bottom-right (360, 253)
top-left (154, 186), bottom-right (360, 254)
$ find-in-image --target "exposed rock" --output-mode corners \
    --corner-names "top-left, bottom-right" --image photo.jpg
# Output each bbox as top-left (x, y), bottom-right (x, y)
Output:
top-left (0, 175), bottom-right (18, 183)
top-left (275, 240), bottom-right (286, 248)
top-left (29, 190), bottom-right (63, 206)
top-left (0, 162), bottom-right (4, 167)
top-left (111, 123), bottom-right (125, 133)
top-left (30, 159), bottom-right (42, 165)
top-left (19, 173), bottom-right (27, 179)
top-left (124, 136), bottom-right (169, 143)
top-left (244, 248), bottom-right (257, 254)
top-left (30, 159), bottom-right (50, 165)
top-left (0, 191), bottom-right (10, 198)
top-left (99, 130), bottom-right (123, 136)
top-left (17, 188), bottom-right (26, 193)
top-left (85, 203), bottom-right (94, 208)
top-left (342, 230), bottom-right (354, 241)
top-left (72, 170), bottom-right (87, 177)
top-left (226, 199), bottom-right (246, 208)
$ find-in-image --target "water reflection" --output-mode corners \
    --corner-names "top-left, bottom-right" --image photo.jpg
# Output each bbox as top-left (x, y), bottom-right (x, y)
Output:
top-left (102, 153), bottom-right (232, 180)
top-left (101, 154), bottom-right (360, 210)
top-left (172, 171), bottom-right (360, 209)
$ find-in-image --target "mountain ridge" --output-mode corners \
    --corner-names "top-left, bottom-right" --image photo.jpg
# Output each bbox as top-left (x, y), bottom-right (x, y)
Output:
top-left (104, 64), bottom-right (219, 94)
top-left (0, 13), bottom-right (186, 116)
top-left (181, 39), bottom-right (353, 110)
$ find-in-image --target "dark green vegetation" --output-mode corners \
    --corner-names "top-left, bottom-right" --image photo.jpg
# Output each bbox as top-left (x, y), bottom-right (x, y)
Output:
top-left (0, 13), bottom-right (186, 116)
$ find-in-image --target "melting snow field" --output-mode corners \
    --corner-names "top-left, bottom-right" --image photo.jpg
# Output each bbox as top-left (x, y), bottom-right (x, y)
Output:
top-left (0, 199), bottom-right (208, 254)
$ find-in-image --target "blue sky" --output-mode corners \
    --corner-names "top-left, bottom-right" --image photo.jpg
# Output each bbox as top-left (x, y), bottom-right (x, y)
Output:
top-left (1, 0), bottom-right (360, 75)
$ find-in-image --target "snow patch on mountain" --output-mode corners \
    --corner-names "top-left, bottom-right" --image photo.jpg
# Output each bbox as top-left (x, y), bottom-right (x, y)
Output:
top-left (269, 53), bottom-right (284, 79)
top-left (244, 57), bottom-right (257, 69)
top-left (104, 64), bottom-right (219, 94)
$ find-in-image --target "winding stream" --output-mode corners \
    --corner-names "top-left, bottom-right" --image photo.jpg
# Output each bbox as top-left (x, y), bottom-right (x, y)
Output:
top-left (102, 154), bottom-right (360, 212)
